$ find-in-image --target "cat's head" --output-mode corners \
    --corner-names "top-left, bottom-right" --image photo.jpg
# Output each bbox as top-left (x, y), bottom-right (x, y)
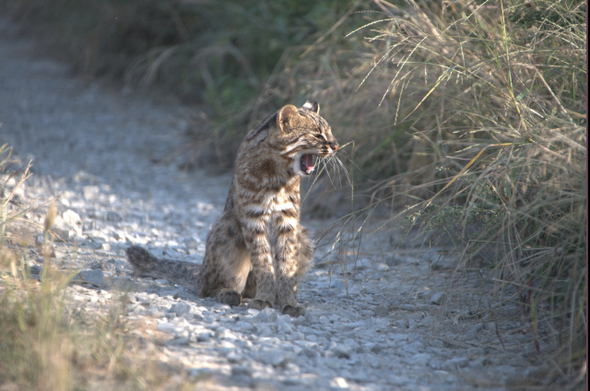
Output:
top-left (275, 101), bottom-right (339, 177)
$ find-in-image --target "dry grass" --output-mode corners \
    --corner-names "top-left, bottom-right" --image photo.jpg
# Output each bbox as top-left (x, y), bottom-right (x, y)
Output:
top-left (0, 146), bottom-right (198, 390)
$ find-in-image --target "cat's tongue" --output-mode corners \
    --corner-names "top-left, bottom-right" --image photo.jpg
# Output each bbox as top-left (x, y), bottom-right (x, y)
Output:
top-left (302, 154), bottom-right (315, 174)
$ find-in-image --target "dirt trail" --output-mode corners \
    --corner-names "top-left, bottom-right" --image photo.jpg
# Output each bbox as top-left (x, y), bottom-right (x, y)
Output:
top-left (0, 19), bottom-right (544, 390)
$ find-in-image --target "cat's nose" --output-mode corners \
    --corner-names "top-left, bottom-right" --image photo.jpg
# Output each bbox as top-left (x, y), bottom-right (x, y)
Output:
top-left (332, 143), bottom-right (339, 152)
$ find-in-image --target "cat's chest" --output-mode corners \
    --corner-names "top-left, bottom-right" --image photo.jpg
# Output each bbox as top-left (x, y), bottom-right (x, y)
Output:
top-left (258, 191), bottom-right (297, 215)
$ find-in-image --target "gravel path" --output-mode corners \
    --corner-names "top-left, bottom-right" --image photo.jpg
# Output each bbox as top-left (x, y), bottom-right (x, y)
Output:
top-left (0, 20), bottom-right (545, 390)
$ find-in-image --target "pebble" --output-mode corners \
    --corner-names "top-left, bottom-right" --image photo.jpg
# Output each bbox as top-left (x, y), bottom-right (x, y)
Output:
top-left (0, 24), bottom-right (539, 391)
top-left (78, 269), bottom-right (108, 288)
top-left (29, 264), bottom-right (43, 275)
top-left (442, 357), bottom-right (470, 371)
top-left (327, 342), bottom-right (352, 359)
top-left (259, 350), bottom-right (290, 367)
top-left (429, 255), bottom-right (458, 270)
top-left (255, 307), bottom-right (279, 323)
top-left (430, 292), bottom-right (447, 305)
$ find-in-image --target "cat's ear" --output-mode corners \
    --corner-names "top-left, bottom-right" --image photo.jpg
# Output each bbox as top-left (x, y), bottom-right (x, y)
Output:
top-left (302, 100), bottom-right (319, 114)
top-left (278, 104), bottom-right (299, 131)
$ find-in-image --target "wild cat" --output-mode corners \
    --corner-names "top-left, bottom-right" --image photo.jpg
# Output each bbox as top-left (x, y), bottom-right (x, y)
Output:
top-left (126, 101), bottom-right (338, 316)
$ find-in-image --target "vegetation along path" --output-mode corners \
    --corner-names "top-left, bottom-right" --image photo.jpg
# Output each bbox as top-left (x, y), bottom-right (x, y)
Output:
top-left (0, 19), bottom-right (549, 390)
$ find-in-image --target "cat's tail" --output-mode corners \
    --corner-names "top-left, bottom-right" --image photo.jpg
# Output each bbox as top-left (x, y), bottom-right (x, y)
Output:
top-left (125, 245), bottom-right (201, 291)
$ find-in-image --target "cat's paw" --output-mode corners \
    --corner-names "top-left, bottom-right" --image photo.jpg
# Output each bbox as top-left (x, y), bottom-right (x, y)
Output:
top-left (247, 299), bottom-right (272, 310)
top-left (216, 290), bottom-right (242, 306)
top-left (281, 304), bottom-right (305, 317)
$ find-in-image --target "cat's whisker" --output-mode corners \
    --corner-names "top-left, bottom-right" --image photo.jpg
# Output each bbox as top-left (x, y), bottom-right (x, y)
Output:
top-left (330, 156), bottom-right (351, 188)
top-left (322, 158), bottom-right (337, 188)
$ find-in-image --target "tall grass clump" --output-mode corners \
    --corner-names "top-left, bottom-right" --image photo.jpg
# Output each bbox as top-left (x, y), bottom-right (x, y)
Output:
top-left (343, 0), bottom-right (585, 385)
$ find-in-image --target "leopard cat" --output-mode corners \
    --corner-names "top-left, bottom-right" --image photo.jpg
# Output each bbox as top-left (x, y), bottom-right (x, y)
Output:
top-left (126, 101), bottom-right (339, 317)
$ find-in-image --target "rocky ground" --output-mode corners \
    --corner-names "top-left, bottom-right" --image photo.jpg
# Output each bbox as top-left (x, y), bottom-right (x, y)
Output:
top-left (0, 19), bottom-right (550, 390)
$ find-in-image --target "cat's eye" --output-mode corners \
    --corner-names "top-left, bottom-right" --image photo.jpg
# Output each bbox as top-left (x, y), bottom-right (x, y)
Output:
top-left (314, 134), bottom-right (324, 140)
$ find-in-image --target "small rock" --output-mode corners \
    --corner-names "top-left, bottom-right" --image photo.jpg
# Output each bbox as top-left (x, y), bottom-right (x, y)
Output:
top-left (278, 322), bottom-right (294, 334)
top-left (78, 269), bottom-right (107, 288)
top-left (305, 334), bottom-right (318, 343)
top-left (388, 374), bottom-right (410, 386)
top-left (63, 209), bottom-right (82, 227)
top-left (328, 342), bottom-right (352, 359)
top-left (234, 321), bottom-right (252, 332)
top-left (342, 339), bottom-right (360, 353)
top-left (374, 304), bottom-right (389, 317)
top-left (442, 357), bottom-right (469, 370)
top-left (163, 248), bottom-right (185, 258)
top-left (83, 186), bottom-right (100, 200)
top-left (408, 353), bottom-right (431, 366)
top-left (231, 365), bottom-right (252, 377)
top-left (303, 311), bottom-right (318, 324)
top-left (430, 256), bottom-right (458, 271)
top-left (150, 309), bottom-right (167, 318)
top-left (472, 357), bottom-right (493, 367)
top-left (259, 350), bottom-right (289, 367)
top-left (246, 309), bottom-right (260, 317)
top-left (386, 255), bottom-right (403, 266)
top-left (106, 211), bottom-right (122, 222)
top-left (110, 276), bottom-right (134, 290)
top-left (416, 290), bottom-right (433, 299)
top-left (189, 368), bottom-right (214, 379)
top-left (330, 377), bottom-right (349, 389)
top-left (319, 316), bottom-right (330, 325)
top-left (184, 237), bottom-right (200, 250)
top-left (167, 337), bottom-right (189, 346)
top-left (29, 264), bottom-right (42, 274)
top-left (254, 307), bottom-right (278, 323)
top-left (170, 302), bottom-right (191, 317)
top-left (354, 258), bottom-right (371, 270)
top-left (197, 332), bottom-right (212, 342)
top-left (328, 314), bottom-right (339, 323)
top-left (302, 347), bottom-right (319, 358)
top-left (430, 292), bottom-right (446, 305)
top-left (404, 256), bottom-right (420, 265)
top-left (291, 331), bottom-right (304, 341)
top-left (215, 327), bottom-right (228, 339)
top-left (394, 319), bottom-right (409, 329)
top-left (254, 324), bottom-right (274, 337)
top-left (51, 228), bottom-right (70, 242)
top-left (156, 322), bottom-right (178, 334)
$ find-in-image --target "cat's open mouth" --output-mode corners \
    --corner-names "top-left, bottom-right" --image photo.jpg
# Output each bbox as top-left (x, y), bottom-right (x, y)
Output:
top-left (300, 153), bottom-right (316, 175)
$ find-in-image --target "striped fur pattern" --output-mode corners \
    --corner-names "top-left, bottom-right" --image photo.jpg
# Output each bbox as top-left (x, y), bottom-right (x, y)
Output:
top-left (127, 101), bottom-right (338, 316)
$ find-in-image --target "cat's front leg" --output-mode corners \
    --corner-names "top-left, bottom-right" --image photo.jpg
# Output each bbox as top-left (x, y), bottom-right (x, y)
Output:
top-left (274, 222), bottom-right (306, 317)
top-left (243, 230), bottom-right (276, 310)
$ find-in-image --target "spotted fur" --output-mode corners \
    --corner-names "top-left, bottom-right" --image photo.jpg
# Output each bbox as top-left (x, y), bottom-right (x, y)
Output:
top-left (127, 101), bottom-right (338, 316)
